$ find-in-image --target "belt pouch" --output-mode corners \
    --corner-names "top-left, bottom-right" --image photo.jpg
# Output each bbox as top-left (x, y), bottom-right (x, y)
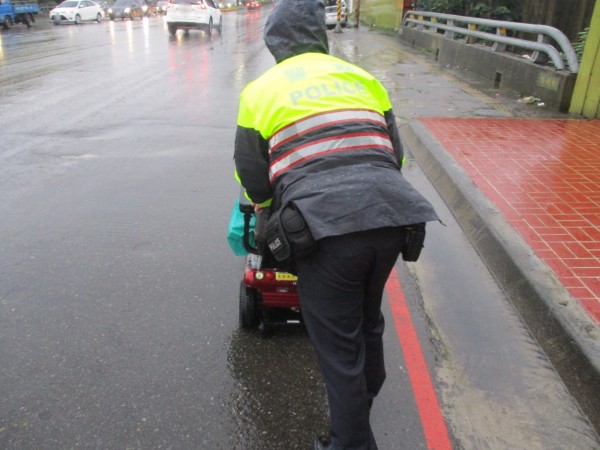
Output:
top-left (400, 223), bottom-right (426, 262)
top-left (280, 203), bottom-right (317, 259)
top-left (265, 208), bottom-right (292, 262)
top-left (265, 203), bottom-right (316, 262)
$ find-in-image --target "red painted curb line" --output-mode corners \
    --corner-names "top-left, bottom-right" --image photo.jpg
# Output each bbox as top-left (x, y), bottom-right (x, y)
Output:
top-left (386, 268), bottom-right (452, 450)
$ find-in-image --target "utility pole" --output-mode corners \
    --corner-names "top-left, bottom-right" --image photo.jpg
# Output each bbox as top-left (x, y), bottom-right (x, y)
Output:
top-left (334, 0), bottom-right (343, 33)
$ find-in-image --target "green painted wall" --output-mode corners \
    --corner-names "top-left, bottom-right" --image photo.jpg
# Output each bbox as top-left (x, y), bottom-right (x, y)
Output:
top-left (570, 0), bottom-right (600, 118)
top-left (360, 0), bottom-right (404, 30)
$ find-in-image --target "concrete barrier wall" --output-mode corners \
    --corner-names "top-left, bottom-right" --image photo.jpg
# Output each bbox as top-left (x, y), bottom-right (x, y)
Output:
top-left (398, 27), bottom-right (577, 112)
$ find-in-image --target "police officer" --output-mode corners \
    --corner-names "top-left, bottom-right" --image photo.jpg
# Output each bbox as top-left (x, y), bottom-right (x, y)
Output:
top-left (234, 0), bottom-right (438, 448)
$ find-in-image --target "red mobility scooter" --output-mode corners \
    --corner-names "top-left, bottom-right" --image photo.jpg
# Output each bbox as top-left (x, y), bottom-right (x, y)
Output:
top-left (237, 195), bottom-right (302, 332)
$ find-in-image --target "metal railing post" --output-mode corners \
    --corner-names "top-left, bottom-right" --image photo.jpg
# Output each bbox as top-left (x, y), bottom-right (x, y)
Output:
top-left (445, 19), bottom-right (454, 39)
top-left (492, 27), bottom-right (507, 52)
top-left (531, 34), bottom-right (552, 64)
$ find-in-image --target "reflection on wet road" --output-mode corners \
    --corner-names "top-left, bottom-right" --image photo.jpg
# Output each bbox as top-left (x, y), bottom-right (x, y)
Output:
top-left (228, 327), bottom-right (328, 449)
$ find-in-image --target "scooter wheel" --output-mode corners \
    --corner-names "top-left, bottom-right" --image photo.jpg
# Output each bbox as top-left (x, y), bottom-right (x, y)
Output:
top-left (239, 282), bottom-right (260, 329)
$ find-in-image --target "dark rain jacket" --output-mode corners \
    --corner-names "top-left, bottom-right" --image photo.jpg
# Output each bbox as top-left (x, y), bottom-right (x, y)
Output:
top-left (234, 0), bottom-right (438, 241)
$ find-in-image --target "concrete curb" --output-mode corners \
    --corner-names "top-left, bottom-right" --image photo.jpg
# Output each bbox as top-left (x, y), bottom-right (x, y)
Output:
top-left (400, 120), bottom-right (600, 432)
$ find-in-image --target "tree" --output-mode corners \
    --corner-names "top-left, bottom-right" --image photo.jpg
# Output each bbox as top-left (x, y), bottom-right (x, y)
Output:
top-left (420, 0), bottom-right (520, 21)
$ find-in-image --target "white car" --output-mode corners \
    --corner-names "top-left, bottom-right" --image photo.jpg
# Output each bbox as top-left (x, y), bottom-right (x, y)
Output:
top-left (165, 0), bottom-right (222, 36)
top-left (325, 4), bottom-right (347, 29)
top-left (50, 0), bottom-right (105, 24)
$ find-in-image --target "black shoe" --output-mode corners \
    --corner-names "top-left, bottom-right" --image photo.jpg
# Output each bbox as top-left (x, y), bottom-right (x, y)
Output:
top-left (314, 436), bottom-right (332, 450)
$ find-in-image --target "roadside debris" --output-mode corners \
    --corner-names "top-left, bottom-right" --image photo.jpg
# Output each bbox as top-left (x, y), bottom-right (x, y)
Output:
top-left (518, 96), bottom-right (544, 106)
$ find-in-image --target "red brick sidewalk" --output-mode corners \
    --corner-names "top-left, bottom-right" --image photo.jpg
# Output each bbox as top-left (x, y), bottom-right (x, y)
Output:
top-left (419, 118), bottom-right (600, 323)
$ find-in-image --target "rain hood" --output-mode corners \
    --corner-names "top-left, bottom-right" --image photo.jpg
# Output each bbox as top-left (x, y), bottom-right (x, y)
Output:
top-left (264, 0), bottom-right (329, 63)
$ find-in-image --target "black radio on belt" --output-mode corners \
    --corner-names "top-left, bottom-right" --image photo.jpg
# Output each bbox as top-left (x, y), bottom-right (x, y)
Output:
top-left (400, 223), bottom-right (426, 262)
top-left (265, 202), bottom-right (317, 263)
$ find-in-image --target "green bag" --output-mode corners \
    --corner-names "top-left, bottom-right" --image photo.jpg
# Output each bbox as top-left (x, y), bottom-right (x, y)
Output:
top-left (227, 199), bottom-right (255, 256)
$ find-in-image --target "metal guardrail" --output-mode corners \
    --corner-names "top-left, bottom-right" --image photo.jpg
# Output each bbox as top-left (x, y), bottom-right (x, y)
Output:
top-left (403, 11), bottom-right (579, 73)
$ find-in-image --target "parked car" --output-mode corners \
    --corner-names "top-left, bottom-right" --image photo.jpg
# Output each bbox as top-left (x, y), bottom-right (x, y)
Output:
top-left (165, 0), bottom-right (222, 36)
top-left (324, 4), bottom-right (347, 29)
top-left (107, 0), bottom-right (145, 19)
top-left (155, 0), bottom-right (167, 14)
top-left (245, 0), bottom-right (259, 10)
top-left (49, 0), bottom-right (105, 24)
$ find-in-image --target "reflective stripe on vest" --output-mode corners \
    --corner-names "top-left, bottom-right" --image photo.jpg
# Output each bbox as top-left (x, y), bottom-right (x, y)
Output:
top-left (269, 109), bottom-right (387, 152)
top-left (269, 132), bottom-right (394, 182)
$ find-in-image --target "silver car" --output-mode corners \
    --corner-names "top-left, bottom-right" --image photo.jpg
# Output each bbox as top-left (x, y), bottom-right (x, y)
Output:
top-left (325, 4), bottom-right (347, 29)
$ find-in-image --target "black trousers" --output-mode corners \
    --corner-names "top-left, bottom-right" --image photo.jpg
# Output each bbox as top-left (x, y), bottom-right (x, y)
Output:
top-left (296, 227), bottom-right (405, 450)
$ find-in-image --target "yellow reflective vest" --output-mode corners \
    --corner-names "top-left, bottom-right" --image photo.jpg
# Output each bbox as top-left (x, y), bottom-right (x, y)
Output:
top-left (234, 53), bottom-right (437, 240)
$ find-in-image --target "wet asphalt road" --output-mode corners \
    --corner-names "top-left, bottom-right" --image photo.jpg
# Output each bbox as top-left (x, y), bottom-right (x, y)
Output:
top-left (1, 9), bottom-right (600, 450)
